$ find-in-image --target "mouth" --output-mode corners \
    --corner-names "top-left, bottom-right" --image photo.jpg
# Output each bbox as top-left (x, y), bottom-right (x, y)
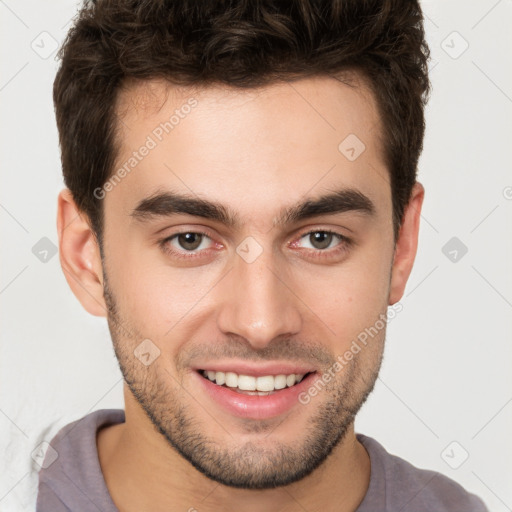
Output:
top-left (197, 369), bottom-right (315, 396)
top-left (193, 367), bottom-right (318, 419)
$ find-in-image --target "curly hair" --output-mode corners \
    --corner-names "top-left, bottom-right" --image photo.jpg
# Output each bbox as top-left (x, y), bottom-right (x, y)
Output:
top-left (54, 0), bottom-right (430, 244)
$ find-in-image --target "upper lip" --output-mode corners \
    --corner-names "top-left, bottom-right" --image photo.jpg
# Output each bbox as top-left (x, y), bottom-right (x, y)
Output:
top-left (193, 361), bottom-right (317, 377)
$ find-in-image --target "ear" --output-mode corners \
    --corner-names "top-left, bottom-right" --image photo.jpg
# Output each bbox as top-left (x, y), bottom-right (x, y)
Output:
top-left (388, 182), bottom-right (425, 305)
top-left (57, 189), bottom-right (107, 317)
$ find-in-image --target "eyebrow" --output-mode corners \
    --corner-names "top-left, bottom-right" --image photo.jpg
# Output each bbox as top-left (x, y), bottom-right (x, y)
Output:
top-left (130, 187), bottom-right (376, 228)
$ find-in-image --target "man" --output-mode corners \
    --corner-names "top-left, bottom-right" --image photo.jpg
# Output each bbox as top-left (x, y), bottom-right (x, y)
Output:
top-left (36, 0), bottom-right (488, 510)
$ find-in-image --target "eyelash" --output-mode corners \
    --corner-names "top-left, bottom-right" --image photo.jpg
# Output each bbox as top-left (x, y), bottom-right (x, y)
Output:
top-left (288, 229), bottom-right (352, 260)
top-left (159, 229), bottom-right (352, 261)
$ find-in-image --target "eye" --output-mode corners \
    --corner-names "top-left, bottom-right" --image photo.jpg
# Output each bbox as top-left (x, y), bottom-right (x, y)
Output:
top-left (297, 230), bottom-right (346, 251)
top-left (163, 231), bottom-right (213, 254)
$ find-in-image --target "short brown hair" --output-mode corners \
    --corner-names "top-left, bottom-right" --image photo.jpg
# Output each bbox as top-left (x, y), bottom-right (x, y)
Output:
top-left (54, 0), bottom-right (430, 244)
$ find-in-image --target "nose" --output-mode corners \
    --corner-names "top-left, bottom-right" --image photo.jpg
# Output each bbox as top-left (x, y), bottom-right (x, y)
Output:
top-left (216, 245), bottom-right (302, 350)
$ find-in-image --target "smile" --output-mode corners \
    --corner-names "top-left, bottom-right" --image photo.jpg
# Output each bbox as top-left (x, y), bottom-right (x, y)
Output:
top-left (194, 367), bottom-right (318, 419)
top-left (199, 369), bottom-right (311, 395)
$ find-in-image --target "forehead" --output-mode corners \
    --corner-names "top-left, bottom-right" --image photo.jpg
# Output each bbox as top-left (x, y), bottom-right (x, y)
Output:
top-left (109, 74), bottom-right (389, 225)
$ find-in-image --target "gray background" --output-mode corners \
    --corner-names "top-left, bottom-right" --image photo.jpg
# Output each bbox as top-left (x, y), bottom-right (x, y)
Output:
top-left (1, 0), bottom-right (511, 510)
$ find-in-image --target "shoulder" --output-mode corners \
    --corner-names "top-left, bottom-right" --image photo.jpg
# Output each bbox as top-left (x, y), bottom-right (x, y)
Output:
top-left (39, 408), bottom-right (125, 467)
top-left (36, 409), bottom-right (125, 512)
top-left (356, 434), bottom-right (488, 512)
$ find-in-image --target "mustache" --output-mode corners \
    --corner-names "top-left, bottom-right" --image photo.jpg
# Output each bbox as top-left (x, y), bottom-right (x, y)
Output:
top-left (176, 336), bottom-right (334, 371)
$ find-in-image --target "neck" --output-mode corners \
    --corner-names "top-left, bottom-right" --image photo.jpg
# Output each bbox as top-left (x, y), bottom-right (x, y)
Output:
top-left (97, 393), bottom-right (371, 512)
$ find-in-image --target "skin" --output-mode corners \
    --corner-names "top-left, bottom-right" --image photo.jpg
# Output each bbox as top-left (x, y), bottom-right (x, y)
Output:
top-left (57, 74), bottom-right (424, 512)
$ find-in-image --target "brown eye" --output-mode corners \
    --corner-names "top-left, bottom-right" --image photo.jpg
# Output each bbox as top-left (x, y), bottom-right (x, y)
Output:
top-left (176, 232), bottom-right (204, 251)
top-left (159, 230), bottom-right (217, 260)
top-left (292, 230), bottom-right (352, 260)
top-left (308, 231), bottom-right (334, 250)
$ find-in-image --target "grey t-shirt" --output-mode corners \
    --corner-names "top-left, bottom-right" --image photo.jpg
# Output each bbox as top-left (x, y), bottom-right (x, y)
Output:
top-left (36, 409), bottom-right (488, 512)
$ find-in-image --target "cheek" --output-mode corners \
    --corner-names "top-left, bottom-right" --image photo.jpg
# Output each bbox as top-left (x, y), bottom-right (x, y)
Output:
top-left (107, 245), bottom-right (223, 337)
top-left (303, 246), bottom-right (392, 345)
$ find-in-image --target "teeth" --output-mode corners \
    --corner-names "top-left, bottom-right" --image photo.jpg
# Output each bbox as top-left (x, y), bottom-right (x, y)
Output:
top-left (274, 375), bottom-right (287, 389)
top-left (256, 375), bottom-right (275, 392)
top-left (238, 375), bottom-right (256, 391)
top-left (201, 370), bottom-right (307, 391)
top-left (225, 372), bottom-right (238, 388)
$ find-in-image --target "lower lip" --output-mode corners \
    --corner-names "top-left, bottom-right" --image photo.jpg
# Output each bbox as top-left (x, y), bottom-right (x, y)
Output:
top-left (194, 371), bottom-right (317, 420)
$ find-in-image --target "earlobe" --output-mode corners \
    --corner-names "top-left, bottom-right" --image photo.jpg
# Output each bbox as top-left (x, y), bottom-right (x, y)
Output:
top-left (57, 189), bottom-right (107, 317)
top-left (388, 182), bottom-right (425, 305)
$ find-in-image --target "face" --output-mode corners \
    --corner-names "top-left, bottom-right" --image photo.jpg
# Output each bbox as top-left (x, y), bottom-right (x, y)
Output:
top-left (84, 75), bottom-right (411, 489)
